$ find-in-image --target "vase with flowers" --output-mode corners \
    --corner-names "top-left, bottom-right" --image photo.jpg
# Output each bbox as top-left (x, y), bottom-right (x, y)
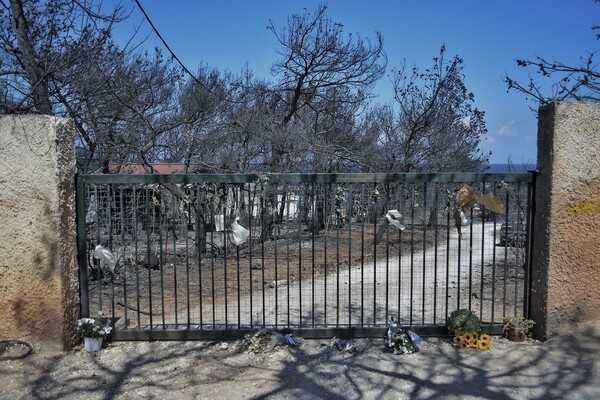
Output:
top-left (77, 311), bottom-right (112, 352)
top-left (502, 316), bottom-right (535, 342)
top-left (447, 309), bottom-right (492, 350)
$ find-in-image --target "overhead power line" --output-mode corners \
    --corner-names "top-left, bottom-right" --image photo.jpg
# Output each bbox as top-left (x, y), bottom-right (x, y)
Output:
top-left (133, 0), bottom-right (212, 92)
top-left (133, 0), bottom-right (265, 107)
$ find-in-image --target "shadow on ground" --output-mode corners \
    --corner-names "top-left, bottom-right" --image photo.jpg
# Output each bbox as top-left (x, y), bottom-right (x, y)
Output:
top-left (1, 322), bottom-right (599, 399)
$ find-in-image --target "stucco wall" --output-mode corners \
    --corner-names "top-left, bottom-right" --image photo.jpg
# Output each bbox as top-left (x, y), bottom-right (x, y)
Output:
top-left (531, 102), bottom-right (600, 340)
top-left (0, 115), bottom-right (78, 351)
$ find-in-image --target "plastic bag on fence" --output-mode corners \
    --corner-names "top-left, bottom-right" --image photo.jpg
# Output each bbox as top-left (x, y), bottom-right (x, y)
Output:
top-left (385, 317), bottom-right (420, 355)
top-left (93, 245), bottom-right (116, 273)
top-left (231, 217), bottom-right (249, 246)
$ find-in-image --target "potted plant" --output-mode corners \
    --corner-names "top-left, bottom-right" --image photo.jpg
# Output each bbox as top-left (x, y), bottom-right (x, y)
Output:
top-left (502, 316), bottom-right (535, 342)
top-left (447, 309), bottom-right (482, 335)
top-left (77, 311), bottom-right (112, 352)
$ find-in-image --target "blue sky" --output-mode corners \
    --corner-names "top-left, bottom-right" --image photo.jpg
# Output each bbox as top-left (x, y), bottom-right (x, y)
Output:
top-left (120, 0), bottom-right (599, 164)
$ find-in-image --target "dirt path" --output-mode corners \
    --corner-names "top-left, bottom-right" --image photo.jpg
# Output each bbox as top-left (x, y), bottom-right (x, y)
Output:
top-left (1, 320), bottom-right (599, 400)
top-left (235, 222), bottom-right (503, 328)
top-left (97, 220), bottom-right (521, 332)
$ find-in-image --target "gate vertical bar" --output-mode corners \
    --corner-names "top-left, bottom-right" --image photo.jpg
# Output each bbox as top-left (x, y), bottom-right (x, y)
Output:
top-left (479, 182), bottom-right (486, 321)
top-left (409, 185), bottom-right (415, 324)
top-left (196, 187), bottom-right (203, 328)
top-left (384, 183), bottom-right (390, 323)
top-left (273, 185), bottom-right (279, 327)
top-left (360, 184), bottom-right (365, 326)
top-left (422, 182), bottom-right (427, 324)
top-left (158, 189), bottom-right (166, 328)
top-left (336, 183), bottom-right (341, 327)
top-left (513, 183), bottom-right (523, 316)
top-left (133, 186), bottom-right (141, 329)
top-left (444, 211), bottom-right (450, 321)
top-left (311, 182), bottom-right (316, 327)
top-left (397, 183), bottom-right (404, 324)
top-left (323, 183), bottom-right (329, 326)
top-left (285, 183), bottom-right (291, 327)
top-left (524, 171), bottom-right (537, 319)
top-left (119, 186), bottom-right (128, 327)
top-left (297, 183), bottom-right (303, 327)
top-left (490, 182), bottom-right (499, 323)
top-left (223, 200), bottom-right (228, 329)
top-left (432, 183), bottom-right (439, 324)
top-left (209, 186), bottom-right (216, 328)
top-left (456, 196), bottom-right (462, 312)
top-left (372, 184), bottom-right (377, 324)
top-left (172, 191), bottom-right (178, 327)
top-left (184, 191), bottom-right (191, 328)
top-left (145, 186), bottom-right (153, 328)
top-left (468, 198), bottom-right (474, 311)
top-left (76, 174), bottom-right (90, 318)
top-left (502, 190), bottom-right (509, 318)
top-left (347, 184), bottom-right (353, 326)
top-left (248, 184), bottom-right (254, 328)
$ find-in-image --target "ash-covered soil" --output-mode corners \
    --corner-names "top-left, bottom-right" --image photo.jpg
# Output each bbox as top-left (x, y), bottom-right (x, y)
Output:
top-left (1, 320), bottom-right (599, 400)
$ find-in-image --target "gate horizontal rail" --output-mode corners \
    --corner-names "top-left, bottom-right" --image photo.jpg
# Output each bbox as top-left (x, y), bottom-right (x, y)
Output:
top-left (76, 172), bottom-right (534, 340)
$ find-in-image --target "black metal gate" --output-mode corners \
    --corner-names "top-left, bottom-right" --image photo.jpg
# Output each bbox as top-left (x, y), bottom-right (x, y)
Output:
top-left (76, 172), bottom-right (534, 340)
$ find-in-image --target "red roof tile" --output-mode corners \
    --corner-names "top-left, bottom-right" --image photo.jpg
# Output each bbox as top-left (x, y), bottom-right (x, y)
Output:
top-left (98, 163), bottom-right (218, 174)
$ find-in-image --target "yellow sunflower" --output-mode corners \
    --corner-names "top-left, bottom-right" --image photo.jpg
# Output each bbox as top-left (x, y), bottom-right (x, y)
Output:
top-left (462, 332), bottom-right (478, 348)
top-left (477, 334), bottom-right (492, 350)
top-left (453, 335), bottom-right (462, 345)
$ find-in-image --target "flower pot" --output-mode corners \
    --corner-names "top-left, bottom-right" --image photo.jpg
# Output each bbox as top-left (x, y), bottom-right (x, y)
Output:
top-left (84, 336), bottom-right (103, 352)
top-left (506, 329), bottom-right (526, 342)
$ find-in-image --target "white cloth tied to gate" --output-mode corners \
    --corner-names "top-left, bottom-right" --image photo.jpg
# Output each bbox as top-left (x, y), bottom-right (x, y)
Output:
top-left (460, 210), bottom-right (470, 226)
top-left (231, 217), bottom-right (249, 246)
top-left (385, 209), bottom-right (405, 231)
top-left (85, 196), bottom-right (98, 224)
top-left (92, 245), bottom-right (116, 273)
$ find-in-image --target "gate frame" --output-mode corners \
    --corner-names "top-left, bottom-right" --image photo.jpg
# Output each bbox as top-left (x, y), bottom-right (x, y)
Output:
top-left (76, 171), bottom-right (535, 340)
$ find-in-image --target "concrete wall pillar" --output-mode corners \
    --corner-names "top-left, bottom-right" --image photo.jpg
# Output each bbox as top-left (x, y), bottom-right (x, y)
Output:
top-left (0, 115), bottom-right (78, 351)
top-left (531, 102), bottom-right (600, 340)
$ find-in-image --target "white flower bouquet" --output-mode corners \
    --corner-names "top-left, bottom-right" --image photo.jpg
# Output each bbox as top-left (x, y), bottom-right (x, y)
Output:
top-left (77, 311), bottom-right (112, 339)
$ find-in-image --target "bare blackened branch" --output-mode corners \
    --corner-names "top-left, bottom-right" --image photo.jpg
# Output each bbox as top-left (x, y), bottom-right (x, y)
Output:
top-left (505, 5), bottom-right (599, 105)
top-left (268, 3), bottom-right (387, 126)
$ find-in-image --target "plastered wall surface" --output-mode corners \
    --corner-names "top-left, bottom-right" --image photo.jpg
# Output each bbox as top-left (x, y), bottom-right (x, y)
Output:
top-left (531, 102), bottom-right (600, 339)
top-left (0, 115), bottom-right (78, 351)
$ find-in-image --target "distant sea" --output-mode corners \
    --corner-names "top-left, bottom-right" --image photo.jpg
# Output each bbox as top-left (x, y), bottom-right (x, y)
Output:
top-left (485, 163), bottom-right (536, 173)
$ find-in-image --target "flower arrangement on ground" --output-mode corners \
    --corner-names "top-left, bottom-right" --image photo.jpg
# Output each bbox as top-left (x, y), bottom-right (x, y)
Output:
top-left (77, 311), bottom-right (112, 339)
top-left (453, 332), bottom-right (492, 350)
top-left (447, 309), bottom-right (491, 350)
top-left (385, 317), bottom-right (420, 355)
